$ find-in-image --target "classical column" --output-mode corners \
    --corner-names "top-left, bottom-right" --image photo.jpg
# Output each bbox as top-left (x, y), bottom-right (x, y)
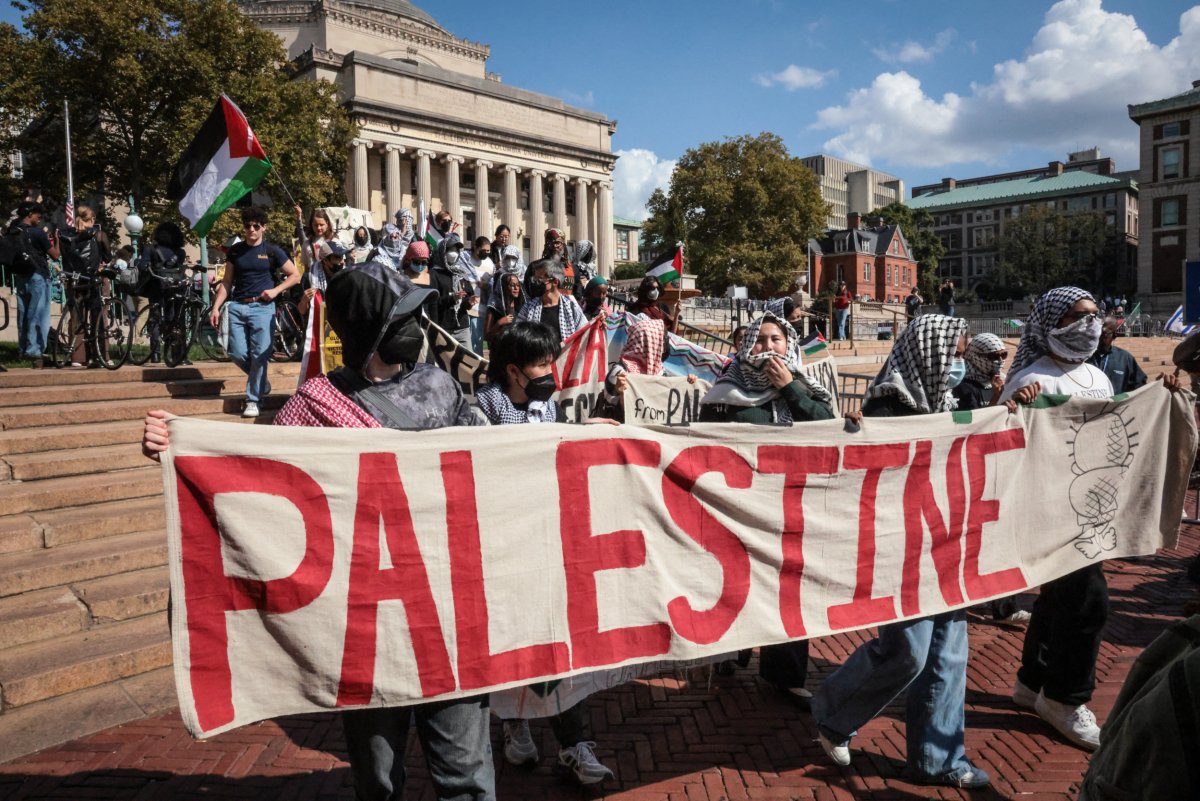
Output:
top-left (384, 144), bottom-right (405, 220)
top-left (351, 139), bottom-right (369, 211)
top-left (443, 154), bottom-right (464, 223)
top-left (552, 173), bottom-right (568, 233)
top-left (574, 178), bottom-right (590, 242)
top-left (502, 165), bottom-right (520, 237)
top-left (597, 180), bottom-right (614, 277)
top-left (474, 160), bottom-right (493, 240)
top-left (528, 170), bottom-right (546, 258)
top-left (415, 149), bottom-right (435, 212)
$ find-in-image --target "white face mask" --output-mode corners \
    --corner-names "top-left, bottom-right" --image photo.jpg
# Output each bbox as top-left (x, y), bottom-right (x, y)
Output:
top-left (1047, 315), bottom-right (1102, 362)
top-left (445, 250), bottom-right (460, 266)
top-left (647, 289), bottom-right (660, 301)
top-left (504, 258), bottom-right (518, 269)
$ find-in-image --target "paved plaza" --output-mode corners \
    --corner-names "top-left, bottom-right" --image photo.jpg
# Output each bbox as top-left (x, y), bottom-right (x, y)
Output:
top-left (0, 515), bottom-right (1195, 801)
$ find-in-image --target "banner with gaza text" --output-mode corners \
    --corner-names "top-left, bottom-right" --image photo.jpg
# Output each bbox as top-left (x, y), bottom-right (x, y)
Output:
top-left (161, 385), bottom-right (1196, 738)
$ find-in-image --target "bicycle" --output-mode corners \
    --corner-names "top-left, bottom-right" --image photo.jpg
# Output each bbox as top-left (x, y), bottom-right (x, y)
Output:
top-left (47, 269), bottom-right (134, 370)
top-left (271, 296), bottom-right (304, 362)
top-left (128, 264), bottom-right (208, 368)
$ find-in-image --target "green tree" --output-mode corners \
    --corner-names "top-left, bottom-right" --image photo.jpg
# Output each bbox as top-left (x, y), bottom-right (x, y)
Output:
top-left (867, 201), bottom-right (946, 299)
top-left (1, 0), bottom-right (355, 244)
top-left (994, 206), bottom-right (1114, 298)
top-left (640, 133), bottom-right (829, 297)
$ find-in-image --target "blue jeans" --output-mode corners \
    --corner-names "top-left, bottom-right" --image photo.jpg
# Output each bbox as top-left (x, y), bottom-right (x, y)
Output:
top-left (833, 308), bottom-right (849, 340)
top-left (342, 697), bottom-right (496, 801)
top-left (15, 270), bottom-right (51, 358)
top-left (469, 315), bottom-right (484, 354)
top-left (226, 301), bottom-right (274, 403)
top-left (812, 611), bottom-right (972, 781)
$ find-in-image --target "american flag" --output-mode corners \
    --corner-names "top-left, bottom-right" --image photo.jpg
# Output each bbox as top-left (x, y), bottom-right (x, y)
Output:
top-left (64, 197), bottom-right (74, 228)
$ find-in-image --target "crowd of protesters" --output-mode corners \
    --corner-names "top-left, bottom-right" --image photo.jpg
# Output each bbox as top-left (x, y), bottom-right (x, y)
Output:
top-left (134, 203), bottom-right (1193, 799)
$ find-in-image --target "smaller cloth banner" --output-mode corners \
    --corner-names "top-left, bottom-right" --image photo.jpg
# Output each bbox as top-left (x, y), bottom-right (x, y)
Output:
top-left (424, 319), bottom-right (488, 397)
top-left (800, 358), bottom-right (842, 419)
top-left (297, 293), bottom-right (326, 388)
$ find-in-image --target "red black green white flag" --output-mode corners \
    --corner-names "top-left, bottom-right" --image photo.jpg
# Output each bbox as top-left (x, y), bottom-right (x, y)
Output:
top-left (647, 243), bottom-right (683, 284)
top-left (168, 95), bottom-right (271, 237)
top-left (799, 329), bottom-right (827, 357)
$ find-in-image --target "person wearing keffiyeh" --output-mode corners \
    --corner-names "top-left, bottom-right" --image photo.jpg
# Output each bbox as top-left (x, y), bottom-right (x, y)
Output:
top-left (484, 270), bottom-right (526, 346)
top-left (593, 317), bottom-right (696, 422)
top-left (952, 332), bottom-right (1008, 412)
top-left (371, 222), bottom-right (407, 271)
top-left (697, 311), bottom-right (833, 700)
top-left (862, 314), bottom-right (969, 415)
top-left (517, 258), bottom-right (586, 341)
top-left (812, 315), bottom-right (993, 789)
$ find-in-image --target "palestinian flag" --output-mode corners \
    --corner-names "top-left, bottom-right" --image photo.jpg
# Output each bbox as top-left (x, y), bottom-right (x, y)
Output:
top-left (799, 329), bottom-right (827, 357)
top-left (647, 243), bottom-right (683, 285)
top-left (168, 95), bottom-right (270, 236)
top-left (423, 204), bottom-right (444, 251)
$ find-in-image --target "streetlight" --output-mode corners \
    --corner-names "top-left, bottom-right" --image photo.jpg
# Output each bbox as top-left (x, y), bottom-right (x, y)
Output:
top-left (124, 196), bottom-right (144, 261)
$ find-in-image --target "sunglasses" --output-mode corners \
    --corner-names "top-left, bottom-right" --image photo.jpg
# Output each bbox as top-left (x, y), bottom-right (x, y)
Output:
top-left (242, 222), bottom-right (264, 230)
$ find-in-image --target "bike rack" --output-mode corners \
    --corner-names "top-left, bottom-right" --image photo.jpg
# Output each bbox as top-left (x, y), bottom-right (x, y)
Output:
top-left (0, 295), bottom-right (8, 331)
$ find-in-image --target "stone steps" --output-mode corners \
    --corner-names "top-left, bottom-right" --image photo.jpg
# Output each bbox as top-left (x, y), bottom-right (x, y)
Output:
top-left (0, 392), bottom-right (286, 430)
top-left (0, 612), bottom-right (170, 711)
top-left (5, 442), bottom-right (147, 481)
top-left (0, 466), bottom-right (162, 517)
top-left (0, 410), bottom-right (277, 456)
top-left (0, 529), bottom-right (167, 599)
top-left (0, 362), bottom-right (299, 389)
top-left (0, 377), bottom-right (229, 408)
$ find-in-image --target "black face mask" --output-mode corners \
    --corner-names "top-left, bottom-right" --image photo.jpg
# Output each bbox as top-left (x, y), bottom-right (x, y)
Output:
top-left (791, 320), bottom-right (804, 337)
top-left (523, 371), bottom-right (557, 402)
top-left (528, 278), bottom-right (547, 298)
top-left (375, 316), bottom-right (424, 365)
top-left (438, 221), bottom-right (452, 234)
top-left (354, 233), bottom-right (368, 246)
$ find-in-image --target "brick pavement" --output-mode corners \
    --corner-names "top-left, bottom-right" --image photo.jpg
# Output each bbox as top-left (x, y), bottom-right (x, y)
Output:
top-left (1, 522), bottom-right (1197, 801)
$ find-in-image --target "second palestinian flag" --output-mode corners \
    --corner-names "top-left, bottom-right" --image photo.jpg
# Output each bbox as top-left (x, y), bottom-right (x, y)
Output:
top-left (168, 95), bottom-right (270, 236)
top-left (800, 329), bottom-right (827, 357)
top-left (647, 243), bottom-right (683, 284)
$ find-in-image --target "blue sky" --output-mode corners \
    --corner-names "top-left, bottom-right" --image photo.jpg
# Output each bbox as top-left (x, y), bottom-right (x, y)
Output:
top-left (7, 0), bottom-right (1200, 219)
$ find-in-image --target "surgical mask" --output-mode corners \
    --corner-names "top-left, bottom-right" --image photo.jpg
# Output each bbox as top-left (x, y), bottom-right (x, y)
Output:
top-left (375, 316), bottom-right (425, 365)
top-left (647, 289), bottom-right (660, 301)
top-left (504, 258), bottom-right (518, 270)
top-left (408, 260), bottom-right (428, 274)
top-left (1047, 315), bottom-right (1102, 362)
top-left (946, 358), bottom-right (967, 389)
top-left (522, 371), bottom-right (557, 402)
top-left (445, 250), bottom-right (460, 266)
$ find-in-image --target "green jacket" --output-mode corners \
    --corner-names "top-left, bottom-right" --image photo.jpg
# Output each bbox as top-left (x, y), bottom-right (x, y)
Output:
top-left (700, 380), bottom-right (835, 424)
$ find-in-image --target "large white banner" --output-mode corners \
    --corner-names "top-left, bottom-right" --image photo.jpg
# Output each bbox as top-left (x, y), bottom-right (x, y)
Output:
top-left (161, 385), bottom-right (1196, 738)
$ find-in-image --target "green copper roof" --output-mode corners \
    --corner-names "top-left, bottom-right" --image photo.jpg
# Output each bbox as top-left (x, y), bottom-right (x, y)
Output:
top-left (908, 171), bottom-right (1133, 211)
top-left (613, 216), bottom-right (643, 228)
top-left (1129, 84), bottom-right (1200, 121)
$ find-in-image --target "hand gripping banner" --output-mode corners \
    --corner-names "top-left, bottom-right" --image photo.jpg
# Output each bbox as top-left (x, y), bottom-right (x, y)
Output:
top-left (160, 385), bottom-right (1196, 738)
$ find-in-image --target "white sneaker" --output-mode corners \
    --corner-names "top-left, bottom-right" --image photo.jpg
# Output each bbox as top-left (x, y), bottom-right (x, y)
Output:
top-left (502, 719), bottom-right (538, 766)
top-left (1034, 694), bottom-right (1101, 750)
top-left (242, 401), bottom-right (260, 418)
top-left (1004, 610), bottom-right (1033, 624)
top-left (1012, 678), bottom-right (1038, 709)
top-left (558, 741), bottom-right (613, 785)
top-left (817, 732), bottom-right (851, 766)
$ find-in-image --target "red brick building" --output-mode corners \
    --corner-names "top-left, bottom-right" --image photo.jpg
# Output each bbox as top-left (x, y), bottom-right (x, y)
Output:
top-left (808, 213), bottom-right (919, 302)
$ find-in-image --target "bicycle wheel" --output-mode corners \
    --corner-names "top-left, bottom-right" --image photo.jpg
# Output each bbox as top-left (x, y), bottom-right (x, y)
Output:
top-left (272, 300), bottom-right (304, 362)
top-left (195, 304), bottom-right (230, 362)
top-left (95, 295), bottom-right (134, 370)
top-left (127, 303), bottom-right (156, 366)
top-left (162, 310), bottom-right (192, 368)
top-left (47, 304), bottom-right (87, 368)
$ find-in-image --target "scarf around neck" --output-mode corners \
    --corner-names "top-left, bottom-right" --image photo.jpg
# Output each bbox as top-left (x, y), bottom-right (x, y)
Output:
top-left (866, 314), bottom-right (968, 414)
top-left (1009, 286), bottom-right (1094, 375)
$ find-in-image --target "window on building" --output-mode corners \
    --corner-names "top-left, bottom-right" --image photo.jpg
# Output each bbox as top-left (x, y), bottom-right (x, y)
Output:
top-left (616, 230), bottom-right (629, 262)
top-left (1162, 147), bottom-right (1183, 180)
top-left (863, 261), bottom-right (870, 280)
top-left (1104, 193), bottom-right (1116, 209)
top-left (1160, 198), bottom-right (1182, 227)
top-left (1163, 121), bottom-right (1183, 138)
top-left (886, 264), bottom-right (892, 284)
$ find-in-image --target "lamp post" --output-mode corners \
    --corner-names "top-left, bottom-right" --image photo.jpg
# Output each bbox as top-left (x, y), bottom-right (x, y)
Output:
top-left (123, 196), bottom-right (144, 262)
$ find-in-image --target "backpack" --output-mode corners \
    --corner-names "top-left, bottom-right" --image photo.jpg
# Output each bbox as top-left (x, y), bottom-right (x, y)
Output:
top-left (0, 221), bottom-right (37, 277)
top-left (1079, 615), bottom-right (1200, 800)
top-left (60, 228), bottom-right (103, 276)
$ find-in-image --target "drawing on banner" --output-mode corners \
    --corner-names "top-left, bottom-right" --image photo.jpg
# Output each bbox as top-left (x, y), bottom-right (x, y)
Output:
top-left (1068, 405), bottom-right (1137, 558)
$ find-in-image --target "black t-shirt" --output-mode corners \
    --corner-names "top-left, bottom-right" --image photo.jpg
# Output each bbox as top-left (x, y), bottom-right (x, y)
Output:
top-left (939, 286), bottom-right (955, 305)
top-left (227, 241), bottom-right (289, 300)
top-left (540, 303), bottom-right (561, 336)
top-left (20, 222), bottom-right (52, 271)
top-left (905, 294), bottom-right (921, 313)
top-left (952, 380), bottom-right (992, 411)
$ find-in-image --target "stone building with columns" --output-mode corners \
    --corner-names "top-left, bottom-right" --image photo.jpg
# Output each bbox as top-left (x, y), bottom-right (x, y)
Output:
top-left (238, 0), bottom-right (619, 274)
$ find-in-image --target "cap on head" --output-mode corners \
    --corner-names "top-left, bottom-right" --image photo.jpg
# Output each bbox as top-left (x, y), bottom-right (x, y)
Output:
top-left (318, 240), bottom-right (350, 260)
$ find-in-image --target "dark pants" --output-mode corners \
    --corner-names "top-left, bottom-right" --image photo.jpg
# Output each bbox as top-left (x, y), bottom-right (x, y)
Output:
top-left (1017, 564), bottom-right (1109, 706)
top-left (547, 702), bottom-right (590, 747)
top-left (341, 697), bottom-right (495, 801)
top-left (758, 640), bottom-right (810, 688)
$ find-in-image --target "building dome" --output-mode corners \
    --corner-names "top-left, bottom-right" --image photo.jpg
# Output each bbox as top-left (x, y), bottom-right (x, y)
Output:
top-left (338, 0), bottom-right (443, 31)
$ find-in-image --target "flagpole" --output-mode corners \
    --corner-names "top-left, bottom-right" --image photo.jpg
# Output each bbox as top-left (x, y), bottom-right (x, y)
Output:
top-left (63, 100), bottom-right (75, 227)
top-left (269, 164), bottom-right (299, 208)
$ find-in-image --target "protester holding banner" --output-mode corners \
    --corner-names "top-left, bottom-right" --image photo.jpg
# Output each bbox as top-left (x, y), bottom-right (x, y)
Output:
top-left (517, 258), bottom-right (586, 341)
top-left (811, 314), bottom-right (994, 789)
top-left (697, 311), bottom-right (835, 698)
top-left (1000, 287), bottom-right (1121, 750)
top-left (484, 271), bottom-right (524, 347)
top-left (594, 318), bottom-right (695, 422)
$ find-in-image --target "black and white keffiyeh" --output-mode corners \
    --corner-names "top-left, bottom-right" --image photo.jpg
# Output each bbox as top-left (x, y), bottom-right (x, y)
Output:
top-left (866, 314), bottom-right (969, 414)
top-left (516, 294), bottom-right (586, 340)
top-left (702, 311), bottom-right (832, 422)
top-left (1009, 286), bottom-right (1094, 375)
top-left (475, 381), bottom-right (556, 425)
top-left (964, 332), bottom-right (1006, 386)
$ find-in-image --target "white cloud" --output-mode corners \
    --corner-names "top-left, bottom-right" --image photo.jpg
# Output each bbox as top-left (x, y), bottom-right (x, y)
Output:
top-left (873, 28), bottom-right (956, 64)
top-left (612, 148), bottom-right (676, 221)
top-left (814, 0), bottom-right (1200, 170)
top-left (754, 64), bottom-right (837, 91)
top-left (562, 89), bottom-right (595, 107)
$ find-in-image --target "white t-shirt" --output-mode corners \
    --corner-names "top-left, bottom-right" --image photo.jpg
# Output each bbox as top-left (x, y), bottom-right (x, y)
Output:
top-left (999, 355), bottom-right (1114, 402)
top-left (467, 255), bottom-right (495, 317)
